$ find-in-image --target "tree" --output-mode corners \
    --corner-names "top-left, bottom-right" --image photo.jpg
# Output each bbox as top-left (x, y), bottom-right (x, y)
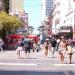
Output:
top-left (0, 22), bottom-right (3, 30)
top-left (0, 11), bottom-right (22, 38)
top-left (3, 0), bottom-right (9, 13)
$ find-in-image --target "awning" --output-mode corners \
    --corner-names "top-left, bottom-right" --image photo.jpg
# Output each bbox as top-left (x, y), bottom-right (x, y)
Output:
top-left (8, 34), bottom-right (24, 39)
top-left (27, 34), bottom-right (37, 38)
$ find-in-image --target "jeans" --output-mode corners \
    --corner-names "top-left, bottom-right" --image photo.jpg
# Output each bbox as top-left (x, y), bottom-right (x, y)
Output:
top-left (0, 45), bottom-right (3, 51)
top-left (51, 47), bottom-right (56, 57)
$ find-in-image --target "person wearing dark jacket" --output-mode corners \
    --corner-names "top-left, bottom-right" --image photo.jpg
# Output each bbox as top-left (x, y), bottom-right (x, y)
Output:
top-left (50, 37), bottom-right (57, 58)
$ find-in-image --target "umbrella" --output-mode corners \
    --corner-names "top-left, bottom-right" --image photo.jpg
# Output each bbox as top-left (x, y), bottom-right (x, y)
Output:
top-left (23, 38), bottom-right (32, 46)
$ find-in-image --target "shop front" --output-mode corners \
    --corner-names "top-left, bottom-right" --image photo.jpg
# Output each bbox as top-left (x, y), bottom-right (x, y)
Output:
top-left (57, 26), bottom-right (73, 39)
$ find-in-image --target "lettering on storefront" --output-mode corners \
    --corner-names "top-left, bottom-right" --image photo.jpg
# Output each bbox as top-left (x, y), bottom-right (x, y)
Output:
top-left (60, 26), bottom-right (72, 33)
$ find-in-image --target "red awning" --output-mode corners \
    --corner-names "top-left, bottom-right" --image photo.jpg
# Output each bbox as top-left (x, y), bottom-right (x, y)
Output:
top-left (8, 34), bottom-right (24, 39)
top-left (27, 34), bottom-right (37, 38)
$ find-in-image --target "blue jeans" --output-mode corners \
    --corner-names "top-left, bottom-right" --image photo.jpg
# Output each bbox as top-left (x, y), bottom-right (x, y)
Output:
top-left (0, 45), bottom-right (3, 51)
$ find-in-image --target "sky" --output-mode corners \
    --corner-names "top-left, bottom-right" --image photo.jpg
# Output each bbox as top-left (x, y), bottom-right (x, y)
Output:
top-left (24, 0), bottom-right (41, 34)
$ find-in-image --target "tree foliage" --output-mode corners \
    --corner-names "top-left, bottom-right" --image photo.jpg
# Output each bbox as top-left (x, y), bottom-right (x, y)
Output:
top-left (0, 11), bottom-right (22, 38)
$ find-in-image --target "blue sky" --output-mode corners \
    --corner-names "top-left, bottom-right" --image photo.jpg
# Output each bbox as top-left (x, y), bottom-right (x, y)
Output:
top-left (24, 0), bottom-right (41, 34)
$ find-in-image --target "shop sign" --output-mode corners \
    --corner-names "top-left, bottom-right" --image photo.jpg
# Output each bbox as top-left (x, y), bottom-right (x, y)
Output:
top-left (60, 30), bottom-right (70, 33)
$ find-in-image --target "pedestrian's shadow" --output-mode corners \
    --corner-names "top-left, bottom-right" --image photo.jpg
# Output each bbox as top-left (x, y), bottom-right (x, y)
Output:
top-left (48, 56), bottom-right (59, 58)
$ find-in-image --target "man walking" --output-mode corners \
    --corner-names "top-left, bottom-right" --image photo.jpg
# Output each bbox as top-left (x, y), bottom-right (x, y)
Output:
top-left (50, 37), bottom-right (57, 58)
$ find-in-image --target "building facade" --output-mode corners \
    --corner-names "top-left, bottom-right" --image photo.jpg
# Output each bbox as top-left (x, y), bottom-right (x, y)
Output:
top-left (41, 0), bottom-right (54, 21)
top-left (52, 0), bottom-right (74, 39)
top-left (41, 0), bottom-right (54, 37)
top-left (52, 0), bottom-right (68, 34)
top-left (0, 0), bottom-right (4, 11)
top-left (9, 0), bottom-right (24, 12)
top-left (52, 0), bottom-right (60, 34)
top-left (9, 0), bottom-right (29, 34)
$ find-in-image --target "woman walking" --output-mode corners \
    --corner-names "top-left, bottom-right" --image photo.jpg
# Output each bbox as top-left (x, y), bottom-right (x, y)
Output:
top-left (16, 39), bottom-right (24, 58)
top-left (59, 38), bottom-right (67, 64)
top-left (44, 40), bottom-right (49, 57)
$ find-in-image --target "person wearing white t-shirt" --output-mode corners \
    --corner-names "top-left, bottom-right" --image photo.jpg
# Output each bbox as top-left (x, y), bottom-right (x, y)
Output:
top-left (59, 39), bottom-right (67, 64)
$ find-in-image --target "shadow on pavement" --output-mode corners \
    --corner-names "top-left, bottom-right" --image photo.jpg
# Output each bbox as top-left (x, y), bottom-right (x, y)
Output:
top-left (19, 57), bottom-right (37, 59)
top-left (0, 70), bottom-right (74, 75)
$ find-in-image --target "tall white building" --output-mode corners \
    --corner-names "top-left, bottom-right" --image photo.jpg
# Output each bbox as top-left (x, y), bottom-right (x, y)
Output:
top-left (41, 0), bottom-right (54, 21)
top-left (52, 0), bottom-right (75, 39)
top-left (52, 0), bottom-right (68, 34)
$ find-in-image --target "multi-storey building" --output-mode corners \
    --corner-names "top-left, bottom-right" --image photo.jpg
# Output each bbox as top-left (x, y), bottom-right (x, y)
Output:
top-left (52, 0), bottom-right (74, 39)
top-left (41, 0), bottom-right (54, 21)
top-left (0, 0), bottom-right (4, 11)
top-left (0, 0), bottom-right (24, 13)
top-left (9, 0), bottom-right (24, 12)
top-left (0, 0), bottom-right (9, 13)
top-left (41, 0), bottom-right (54, 37)
top-left (52, 0), bottom-right (68, 34)
top-left (9, 0), bottom-right (29, 33)
top-left (52, 0), bottom-right (61, 34)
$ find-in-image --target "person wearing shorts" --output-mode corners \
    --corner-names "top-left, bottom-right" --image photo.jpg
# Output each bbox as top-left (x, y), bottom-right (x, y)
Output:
top-left (16, 39), bottom-right (24, 58)
top-left (44, 40), bottom-right (49, 57)
top-left (59, 38), bottom-right (67, 64)
top-left (67, 44), bottom-right (73, 64)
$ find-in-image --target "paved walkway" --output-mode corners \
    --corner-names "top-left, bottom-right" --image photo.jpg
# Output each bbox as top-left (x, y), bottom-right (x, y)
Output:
top-left (0, 45), bottom-right (75, 64)
top-left (0, 47), bottom-right (75, 73)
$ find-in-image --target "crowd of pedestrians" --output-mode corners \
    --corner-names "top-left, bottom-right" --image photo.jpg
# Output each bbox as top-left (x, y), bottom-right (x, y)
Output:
top-left (0, 36), bottom-right (74, 64)
top-left (44, 36), bottom-right (74, 64)
top-left (16, 38), bottom-right (41, 58)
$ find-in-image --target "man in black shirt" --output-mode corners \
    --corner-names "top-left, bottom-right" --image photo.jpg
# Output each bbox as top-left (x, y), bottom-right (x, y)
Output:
top-left (50, 37), bottom-right (57, 58)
